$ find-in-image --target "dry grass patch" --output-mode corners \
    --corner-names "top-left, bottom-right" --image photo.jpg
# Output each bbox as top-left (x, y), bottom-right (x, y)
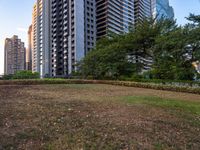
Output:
top-left (0, 84), bottom-right (200, 150)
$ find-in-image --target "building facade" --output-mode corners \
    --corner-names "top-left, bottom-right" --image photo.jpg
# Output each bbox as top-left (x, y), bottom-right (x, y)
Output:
top-left (32, 3), bottom-right (37, 73)
top-left (32, 0), bottom-right (51, 77)
top-left (51, 0), bottom-right (96, 77)
top-left (96, 0), bottom-right (135, 39)
top-left (26, 25), bottom-right (33, 70)
top-left (152, 0), bottom-right (174, 20)
top-left (134, 0), bottom-right (152, 25)
top-left (31, 0), bottom-right (174, 77)
top-left (4, 35), bottom-right (26, 75)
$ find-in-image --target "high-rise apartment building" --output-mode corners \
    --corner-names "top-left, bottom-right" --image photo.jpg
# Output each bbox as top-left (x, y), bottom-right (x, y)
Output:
top-left (26, 25), bottom-right (33, 70)
top-left (152, 0), bottom-right (174, 20)
top-left (134, 0), bottom-right (152, 25)
top-left (4, 35), bottom-right (26, 75)
top-left (96, 0), bottom-right (135, 39)
top-left (32, 0), bottom-right (173, 76)
top-left (51, 0), bottom-right (96, 77)
top-left (32, 3), bottom-right (37, 73)
top-left (32, 0), bottom-right (51, 77)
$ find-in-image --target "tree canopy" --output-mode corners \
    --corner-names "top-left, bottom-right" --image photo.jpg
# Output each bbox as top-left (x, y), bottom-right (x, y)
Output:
top-left (79, 14), bottom-right (200, 81)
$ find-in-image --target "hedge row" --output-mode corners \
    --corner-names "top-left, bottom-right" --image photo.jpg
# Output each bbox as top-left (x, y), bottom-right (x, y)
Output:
top-left (119, 77), bottom-right (200, 87)
top-left (0, 79), bottom-right (200, 95)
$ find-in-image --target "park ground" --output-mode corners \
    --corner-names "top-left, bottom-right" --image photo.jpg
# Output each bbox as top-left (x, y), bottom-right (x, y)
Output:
top-left (0, 84), bottom-right (200, 149)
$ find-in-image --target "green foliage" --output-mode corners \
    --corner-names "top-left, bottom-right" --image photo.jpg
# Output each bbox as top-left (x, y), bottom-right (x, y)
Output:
top-left (12, 71), bottom-right (40, 79)
top-left (196, 73), bottom-right (200, 80)
top-left (152, 18), bottom-right (199, 80)
top-left (79, 15), bottom-right (200, 81)
top-left (79, 18), bottom-right (166, 79)
top-left (79, 34), bottom-right (135, 79)
top-left (2, 74), bottom-right (13, 80)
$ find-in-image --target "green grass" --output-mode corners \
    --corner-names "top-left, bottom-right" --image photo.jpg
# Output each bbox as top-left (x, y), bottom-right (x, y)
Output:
top-left (120, 96), bottom-right (200, 115)
top-left (120, 96), bottom-right (200, 127)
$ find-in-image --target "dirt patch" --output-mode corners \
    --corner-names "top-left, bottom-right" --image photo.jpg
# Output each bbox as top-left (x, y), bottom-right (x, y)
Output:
top-left (0, 84), bottom-right (200, 150)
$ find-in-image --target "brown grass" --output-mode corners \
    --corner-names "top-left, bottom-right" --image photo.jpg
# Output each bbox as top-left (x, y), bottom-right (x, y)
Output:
top-left (0, 84), bottom-right (200, 150)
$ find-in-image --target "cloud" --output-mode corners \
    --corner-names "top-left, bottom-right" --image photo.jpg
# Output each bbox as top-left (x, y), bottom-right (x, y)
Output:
top-left (17, 27), bottom-right (27, 33)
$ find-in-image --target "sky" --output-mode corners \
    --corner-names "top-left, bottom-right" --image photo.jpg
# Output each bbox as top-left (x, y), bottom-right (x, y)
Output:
top-left (0, 0), bottom-right (200, 75)
top-left (0, 0), bottom-right (35, 75)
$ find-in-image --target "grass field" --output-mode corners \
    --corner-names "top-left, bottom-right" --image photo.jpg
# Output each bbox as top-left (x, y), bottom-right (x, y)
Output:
top-left (0, 84), bottom-right (200, 149)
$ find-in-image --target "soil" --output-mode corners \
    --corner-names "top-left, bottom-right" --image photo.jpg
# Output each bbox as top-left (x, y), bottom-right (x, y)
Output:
top-left (0, 84), bottom-right (200, 150)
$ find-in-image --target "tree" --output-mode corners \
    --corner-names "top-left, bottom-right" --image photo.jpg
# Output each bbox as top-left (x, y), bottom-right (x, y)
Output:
top-left (79, 15), bottom-right (200, 81)
top-left (185, 14), bottom-right (200, 62)
top-left (152, 15), bottom-right (200, 80)
top-left (79, 34), bottom-right (134, 79)
top-left (125, 18), bottom-right (177, 73)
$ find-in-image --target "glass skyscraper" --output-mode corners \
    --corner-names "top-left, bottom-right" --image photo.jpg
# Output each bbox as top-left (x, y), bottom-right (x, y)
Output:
top-left (152, 0), bottom-right (174, 20)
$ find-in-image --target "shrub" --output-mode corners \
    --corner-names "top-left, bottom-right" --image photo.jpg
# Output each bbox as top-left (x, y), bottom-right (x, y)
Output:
top-left (12, 71), bottom-right (40, 79)
top-left (2, 74), bottom-right (13, 80)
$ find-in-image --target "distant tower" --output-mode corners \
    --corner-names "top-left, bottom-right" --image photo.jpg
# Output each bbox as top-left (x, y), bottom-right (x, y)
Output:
top-left (152, 0), bottom-right (174, 20)
top-left (4, 35), bottom-right (26, 75)
top-left (26, 25), bottom-right (32, 71)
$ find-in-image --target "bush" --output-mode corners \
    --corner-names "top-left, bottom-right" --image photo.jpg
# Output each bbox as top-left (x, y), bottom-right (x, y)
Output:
top-left (2, 74), bottom-right (13, 80)
top-left (12, 71), bottom-right (40, 79)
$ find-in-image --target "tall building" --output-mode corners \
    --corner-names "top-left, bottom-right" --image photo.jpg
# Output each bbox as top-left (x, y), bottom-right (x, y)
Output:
top-left (32, 0), bottom-right (159, 77)
top-left (32, 3), bottom-right (37, 73)
top-left (51, 0), bottom-right (96, 77)
top-left (4, 35), bottom-right (26, 75)
top-left (134, 0), bottom-right (152, 25)
top-left (152, 0), bottom-right (174, 20)
top-left (96, 0), bottom-right (135, 39)
top-left (26, 25), bottom-right (33, 70)
top-left (32, 0), bottom-right (51, 77)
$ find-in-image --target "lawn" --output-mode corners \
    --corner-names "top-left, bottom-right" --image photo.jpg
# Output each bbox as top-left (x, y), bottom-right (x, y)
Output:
top-left (0, 84), bottom-right (200, 149)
